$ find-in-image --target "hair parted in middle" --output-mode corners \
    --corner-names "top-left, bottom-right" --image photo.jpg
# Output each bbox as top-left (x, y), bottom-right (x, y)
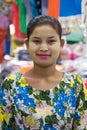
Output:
top-left (27, 15), bottom-right (62, 41)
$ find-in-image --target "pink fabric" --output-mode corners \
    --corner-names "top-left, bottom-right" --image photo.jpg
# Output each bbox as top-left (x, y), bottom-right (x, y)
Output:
top-left (0, 13), bottom-right (9, 29)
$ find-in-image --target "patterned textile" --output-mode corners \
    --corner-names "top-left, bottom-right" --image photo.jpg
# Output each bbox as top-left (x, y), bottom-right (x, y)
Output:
top-left (0, 72), bottom-right (87, 130)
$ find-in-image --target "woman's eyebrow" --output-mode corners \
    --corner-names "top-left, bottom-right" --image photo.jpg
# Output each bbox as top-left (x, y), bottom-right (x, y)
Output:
top-left (31, 36), bottom-right (40, 39)
top-left (48, 36), bottom-right (55, 39)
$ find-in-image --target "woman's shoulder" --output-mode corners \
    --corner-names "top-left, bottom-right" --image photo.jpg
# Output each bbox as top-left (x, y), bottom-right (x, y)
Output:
top-left (63, 72), bottom-right (83, 83)
top-left (3, 72), bottom-right (23, 81)
top-left (1, 72), bottom-right (23, 89)
top-left (63, 72), bottom-right (84, 92)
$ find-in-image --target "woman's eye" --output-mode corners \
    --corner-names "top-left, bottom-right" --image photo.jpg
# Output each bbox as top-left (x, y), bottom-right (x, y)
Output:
top-left (33, 40), bottom-right (40, 44)
top-left (48, 40), bottom-right (56, 44)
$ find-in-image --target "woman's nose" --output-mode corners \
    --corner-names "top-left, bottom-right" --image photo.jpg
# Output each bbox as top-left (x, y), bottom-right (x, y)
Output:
top-left (40, 43), bottom-right (48, 51)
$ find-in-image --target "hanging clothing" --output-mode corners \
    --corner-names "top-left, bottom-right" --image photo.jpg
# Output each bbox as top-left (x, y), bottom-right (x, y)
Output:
top-left (0, 39), bottom-right (5, 63)
top-left (29, 0), bottom-right (39, 18)
top-left (48, 0), bottom-right (60, 18)
top-left (12, 0), bottom-right (20, 37)
top-left (5, 0), bottom-right (13, 2)
top-left (60, 0), bottom-right (82, 17)
top-left (12, 0), bottom-right (27, 38)
top-left (22, 0), bottom-right (32, 26)
top-left (36, 0), bottom-right (41, 15)
top-left (41, 0), bottom-right (48, 15)
top-left (4, 27), bottom-right (11, 55)
top-left (0, 13), bottom-right (9, 29)
top-left (16, 0), bottom-right (26, 34)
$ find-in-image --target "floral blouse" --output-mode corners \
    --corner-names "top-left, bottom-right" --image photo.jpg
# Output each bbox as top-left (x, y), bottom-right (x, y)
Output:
top-left (0, 72), bottom-right (87, 130)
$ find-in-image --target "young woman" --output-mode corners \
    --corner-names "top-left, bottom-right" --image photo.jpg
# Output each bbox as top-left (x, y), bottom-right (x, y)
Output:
top-left (0, 15), bottom-right (87, 130)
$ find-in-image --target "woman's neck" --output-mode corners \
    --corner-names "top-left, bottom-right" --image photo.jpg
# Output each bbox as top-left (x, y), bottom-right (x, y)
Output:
top-left (24, 63), bottom-right (63, 91)
top-left (31, 64), bottom-right (57, 78)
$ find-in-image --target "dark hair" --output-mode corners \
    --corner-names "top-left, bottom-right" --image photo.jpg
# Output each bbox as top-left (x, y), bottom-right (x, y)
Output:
top-left (27, 15), bottom-right (62, 40)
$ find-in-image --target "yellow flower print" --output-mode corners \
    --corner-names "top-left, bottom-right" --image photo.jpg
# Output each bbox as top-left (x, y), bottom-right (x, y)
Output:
top-left (36, 103), bottom-right (53, 117)
top-left (3, 113), bottom-right (12, 124)
top-left (7, 74), bottom-right (15, 80)
top-left (80, 120), bottom-right (85, 125)
top-left (77, 75), bottom-right (83, 84)
top-left (70, 81), bottom-right (74, 87)
top-left (36, 109), bottom-right (42, 115)
top-left (61, 78), bottom-right (64, 81)
top-left (84, 85), bottom-right (87, 100)
top-left (0, 110), bottom-right (4, 122)
top-left (45, 107), bottom-right (51, 116)
top-left (18, 77), bottom-right (28, 87)
top-left (0, 110), bottom-right (12, 123)
top-left (25, 116), bottom-right (36, 126)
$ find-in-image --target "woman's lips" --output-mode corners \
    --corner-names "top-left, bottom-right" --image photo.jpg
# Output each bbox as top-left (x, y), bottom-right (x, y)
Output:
top-left (37, 54), bottom-right (50, 58)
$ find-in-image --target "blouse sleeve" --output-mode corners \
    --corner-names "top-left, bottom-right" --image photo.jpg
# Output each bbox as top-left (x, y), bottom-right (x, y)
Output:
top-left (0, 74), bottom-right (16, 130)
top-left (73, 75), bottom-right (87, 130)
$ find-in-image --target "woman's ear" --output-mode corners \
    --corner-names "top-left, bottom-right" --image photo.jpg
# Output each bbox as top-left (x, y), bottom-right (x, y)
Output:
top-left (24, 38), bottom-right (29, 49)
top-left (60, 39), bottom-right (65, 48)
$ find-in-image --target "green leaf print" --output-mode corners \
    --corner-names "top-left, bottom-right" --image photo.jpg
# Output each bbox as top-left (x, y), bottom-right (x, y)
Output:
top-left (28, 86), bottom-right (33, 95)
top-left (2, 79), bottom-right (13, 90)
top-left (45, 115), bottom-right (58, 126)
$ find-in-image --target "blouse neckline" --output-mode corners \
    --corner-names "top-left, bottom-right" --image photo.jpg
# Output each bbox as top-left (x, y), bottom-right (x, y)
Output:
top-left (21, 72), bottom-right (65, 92)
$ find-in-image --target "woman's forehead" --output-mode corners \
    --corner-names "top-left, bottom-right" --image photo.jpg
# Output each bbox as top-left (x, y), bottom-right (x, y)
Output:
top-left (30, 25), bottom-right (59, 36)
top-left (32, 25), bottom-right (57, 33)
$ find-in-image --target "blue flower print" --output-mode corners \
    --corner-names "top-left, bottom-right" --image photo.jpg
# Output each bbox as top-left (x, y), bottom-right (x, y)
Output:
top-left (59, 92), bottom-right (68, 103)
top-left (53, 92), bottom-right (68, 104)
top-left (54, 99), bottom-right (65, 117)
top-left (54, 92), bottom-right (68, 117)
top-left (17, 86), bottom-right (29, 95)
top-left (69, 88), bottom-right (76, 107)
top-left (54, 103), bottom-right (65, 117)
top-left (14, 92), bottom-right (35, 108)
top-left (13, 94), bottom-right (19, 109)
top-left (13, 86), bottom-right (35, 108)
top-left (23, 96), bottom-right (35, 108)
top-left (57, 107), bottom-right (65, 117)
top-left (13, 94), bottom-right (19, 103)
top-left (70, 88), bottom-right (75, 95)
top-left (6, 128), bottom-right (12, 130)
top-left (74, 112), bottom-right (80, 120)
top-left (0, 87), bottom-right (7, 105)
top-left (43, 124), bottom-right (56, 130)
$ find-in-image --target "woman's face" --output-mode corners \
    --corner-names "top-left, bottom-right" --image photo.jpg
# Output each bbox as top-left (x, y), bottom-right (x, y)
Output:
top-left (26, 25), bottom-right (64, 67)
